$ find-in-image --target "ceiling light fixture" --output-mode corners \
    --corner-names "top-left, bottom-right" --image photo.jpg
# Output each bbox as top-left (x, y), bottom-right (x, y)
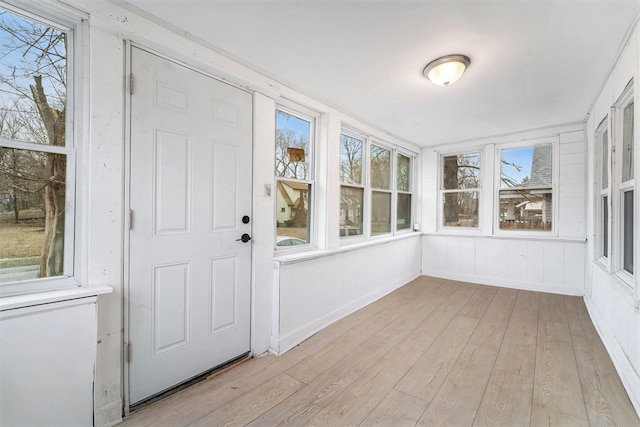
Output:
top-left (423, 54), bottom-right (470, 87)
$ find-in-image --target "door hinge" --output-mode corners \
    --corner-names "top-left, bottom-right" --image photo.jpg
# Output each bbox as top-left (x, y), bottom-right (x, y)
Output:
top-left (129, 73), bottom-right (134, 95)
top-left (129, 209), bottom-right (133, 231)
top-left (127, 343), bottom-right (132, 363)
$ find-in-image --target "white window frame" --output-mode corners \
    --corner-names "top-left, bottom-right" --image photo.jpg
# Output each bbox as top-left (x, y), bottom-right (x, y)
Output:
top-left (494, 137), bottom-right (559, 237)
top-left (438, 150), bottom-right (482, 232)
top-left (0, 1), bottom-right (85, 296)
top-left (274, 102), bottom-right (318, 252)
top-left (339, 128), bottom-right (367, 242)
top-left (596, 116), bottom-right (611, 268)
top-left (395, 150), bottom-right (414, 234)
top-left (612, 82), bottom-right (634, 285)
top-left (369, 140), bottom-right (393, 238)
top-left (339, 126), bottom-right (416, 244)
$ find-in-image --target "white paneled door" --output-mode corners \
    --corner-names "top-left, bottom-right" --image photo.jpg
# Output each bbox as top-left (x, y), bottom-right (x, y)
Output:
top-left (128, 47), bottom-right (252, 405)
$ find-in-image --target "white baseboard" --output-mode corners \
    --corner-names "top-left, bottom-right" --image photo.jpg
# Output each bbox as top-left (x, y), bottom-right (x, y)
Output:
top-left (422, 270), bottom-right (585, 296)
top-left (584, 297), bottom-right (640, 419)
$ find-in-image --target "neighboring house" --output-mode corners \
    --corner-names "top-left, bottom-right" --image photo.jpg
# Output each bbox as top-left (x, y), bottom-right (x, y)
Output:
top-left (276, 181), bottom-right (308, 227)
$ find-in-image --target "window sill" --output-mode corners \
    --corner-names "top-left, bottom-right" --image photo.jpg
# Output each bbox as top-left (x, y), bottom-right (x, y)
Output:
top-left (423, 232), bottom-right (586, 244)
top-left (613, 270), bottom-right (635, 292)
top-left (274, 231), bottom-right (422, 265)
top-left (0, 284), bottom-right (112, 312)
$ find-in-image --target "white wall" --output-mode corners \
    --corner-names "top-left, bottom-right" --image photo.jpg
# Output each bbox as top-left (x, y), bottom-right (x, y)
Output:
top-left (421, 124), bottom-right (588, 296)
top-left (272, 235), bottom-right (422, 354)
top-left (0, 297), bottom-right (99, 427)
top-left (584, 23), bottom-right (640, 415)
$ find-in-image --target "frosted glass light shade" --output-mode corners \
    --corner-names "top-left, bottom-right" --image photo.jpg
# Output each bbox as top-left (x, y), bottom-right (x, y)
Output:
top-left (423, 55), bottom-right (470, 87)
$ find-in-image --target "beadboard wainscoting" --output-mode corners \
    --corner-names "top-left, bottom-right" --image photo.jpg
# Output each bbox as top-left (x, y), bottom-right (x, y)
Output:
top-left (422, 235), bottom-right (586, 296)
top-left (271, 235), bottom-right (422, 354)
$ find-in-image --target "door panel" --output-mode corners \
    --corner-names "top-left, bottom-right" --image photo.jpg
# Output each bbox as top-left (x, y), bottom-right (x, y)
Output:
top-left (128, 47), bottom-right (252, 405)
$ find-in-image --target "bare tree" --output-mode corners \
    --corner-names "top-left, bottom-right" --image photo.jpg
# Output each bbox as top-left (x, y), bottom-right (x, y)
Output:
top-left (275, 127), bottom-right (309, 180)
top-left (0, 9), bottom-right (67, 277)
top-left (340, 134), bottom-right (362, 184)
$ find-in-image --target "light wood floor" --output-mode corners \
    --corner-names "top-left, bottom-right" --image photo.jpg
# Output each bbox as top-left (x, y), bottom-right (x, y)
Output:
top-left (120, 276), bottom-right (639, 426)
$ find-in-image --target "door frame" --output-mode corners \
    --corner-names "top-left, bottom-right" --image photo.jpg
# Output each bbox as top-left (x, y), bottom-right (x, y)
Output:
top-left (121, 41), bottom-right (255, 415)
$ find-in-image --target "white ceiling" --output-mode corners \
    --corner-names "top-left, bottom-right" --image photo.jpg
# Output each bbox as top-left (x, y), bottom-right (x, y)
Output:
top-left (119, 0), bottom-right (640, 147)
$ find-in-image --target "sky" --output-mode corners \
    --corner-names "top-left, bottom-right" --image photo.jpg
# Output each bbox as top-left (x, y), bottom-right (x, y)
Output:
top-left (501, 146), bottom-right (533, 186)
top-left (0, 7), bottom-right (66, 109)
top-left (276, 110), bottom-right (310, 141)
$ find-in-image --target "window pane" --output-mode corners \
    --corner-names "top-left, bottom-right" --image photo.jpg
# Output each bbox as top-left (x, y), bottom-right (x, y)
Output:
top-left (499, 189), bottom-right (552, 230)
top-left (501, 144), bottom-right (552, 188)
top-left (443, 153), bottom-right (480, 190)
top-left (340, 186), bottom-right (363, 237)
top-left (371, 191), bottom-right (391, 235)
top-left (603, 195), bottom-right (608, 258)
top-left (443, 191), bottom-right (479, 227)
top-left (340, 134), bottom-right (363, 185)
top-left (622, 103), bottom-right (634, 182)
top-left (623, 190), bottom-right (633, 274)
top-left (397, 193), bottom-right (412, 230)
top-left (0, 147), bottom-right (66, 282)
top-left (275, 110), bottom-right (311, 180)
top-left (0, 8), bottom-right (67, 146)
top-left (602, 129), bottom-right (608, 189)
top-left (397, 154), bottom-right (411, 191)
top-left (276, 180), bottom-right (310, 246)
top-left (370, 144), bottom-right (390, 190)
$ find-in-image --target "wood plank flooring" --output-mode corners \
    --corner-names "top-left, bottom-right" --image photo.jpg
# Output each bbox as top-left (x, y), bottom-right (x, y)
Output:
top-left (120, 276), bottom-right (639, 426)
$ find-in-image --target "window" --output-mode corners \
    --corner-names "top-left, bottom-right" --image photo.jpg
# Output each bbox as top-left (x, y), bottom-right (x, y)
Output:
top-left (275, 106), bottom-right (315, 248)
top-left (396, 153), bottom-right (412, 230)
top-left (498, 143), bottom-right (553, 231)
top-left (0, 4), bottom-right (77, 293)
top-left (620, 97), bottom-right (634, 275)
top-left (441, 152), bottom-right (480, 228)
top-left (597, 118), bottom-right (610, 260)
top-left (339, 132), bottom-right (364, 237)
top-left (370, 143), bottom-right (391, 235)
top-left (340, 128), bottom-right (414, 241)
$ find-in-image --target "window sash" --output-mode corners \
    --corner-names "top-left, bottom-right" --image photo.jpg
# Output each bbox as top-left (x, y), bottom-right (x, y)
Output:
top-left (0, 3), bottom-right (77, 293)
top-left (602, 194), bottom-right (609, 259)
top-left (274, 104), bottom-right (317, 250)
top-left (622, 189), bottom-right (634, 274)
top-left (371, 190), bottom-right (391, 236)
top-left (442, 190), bottom-right (480, 228)
top-left (340, 185), bottom-right (364, 237)
top-left (396, 192), bottom-right (412, 230)
top-left (340, 132), bottom-right (364, 186)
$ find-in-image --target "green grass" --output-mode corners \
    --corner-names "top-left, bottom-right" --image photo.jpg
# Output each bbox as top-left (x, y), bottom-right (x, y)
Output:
top-left (0, 209), bottom-right (45, 260)
top-left (0, 256), bottom-right (39, 269)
